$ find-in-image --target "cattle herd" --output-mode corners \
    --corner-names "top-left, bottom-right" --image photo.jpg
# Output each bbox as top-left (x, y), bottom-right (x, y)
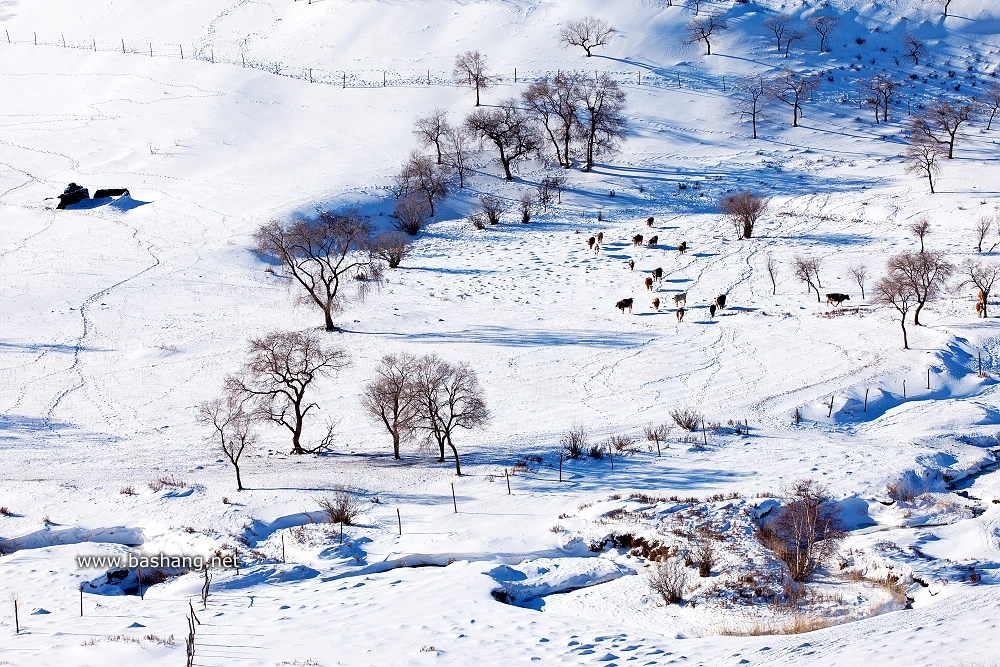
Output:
top-left (591, 218), bottom-right (863, 322)
top-left (592, 218), bottom-right (731, 322)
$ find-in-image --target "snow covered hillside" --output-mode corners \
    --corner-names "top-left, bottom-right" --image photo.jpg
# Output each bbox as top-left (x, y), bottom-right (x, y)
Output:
top-left (2, 0), bottom-right (1000, 664)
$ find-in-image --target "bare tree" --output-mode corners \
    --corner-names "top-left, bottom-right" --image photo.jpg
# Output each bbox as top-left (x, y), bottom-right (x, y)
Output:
top-left (757, 480), bottom-right (844, 582)
top-left (765, 254), bottom-right (778, 295)
top-left (466, 100), bottom-right (541, 180)
top-left (772, 69), bottom-right (818, 127)
top-left (198, 392), bottom-right (257, 491)
top-left (720, 190), bottom-right (769, 240)
top-left (909, 216), bottom-right (931, 253)
top-left (849, 263), bottom-right (869, 300)
top-left (926, 0), bottom-right (953, 17)
top-left (227, 331), bottom-right (349, 455)
top-left (762, 14), bottom-right (793, 54)
top-left (793, 255), bottom-right (823, 302)
top-left (974, 216), bottom-right (997, 253)
top-left (864, 74), bottom-right (900, 124)
top-left (887, 251), bottom-right (953, 325)
top-left (687, 13), bottom-right (728, 56)
top-left (959, 259), bottom-right (1000, 317)
top-left (443, 126), bottom-right (473, 188)
top-left (912, 99), bottom-right (975, 159)
top-left (872, 272), bottom-right (917, 348)
top-left (453, 51), bottom-right (493, 106)
top-left (256, 212), bottom-right (380, 331)
top-left (393, 195), bottom-right (432, 236)
top-left (522, 73), bottom-right (581, 168)
top-left (413, 109), bottom-right (451, 165)
top-left (373, 231), bottom-right (409, 269)
top-left (981, 83), bottom-right (1000, 131)
top-left (808, 15), bottom-right (838, 52)
top-left (413, 355), bottom-right (490, 475)
top-left (903, 33), bottom-right (928, 66)
top-left (904, 128), bottom-right (943, 194)
top-left (574, 74), bottom-right (628, 172)
top-left (783, 30), bottom-right (804, 58)
top-left (734, 75), bottom-right (770, 139)
top-left (559, 16), bottom-right (614, 57)
top-left (396, 151), bottom-right (449, 217)
top-left (361, 353), bottom-right (422, 459)
top-left (542, 173), bottom-right (567, 204)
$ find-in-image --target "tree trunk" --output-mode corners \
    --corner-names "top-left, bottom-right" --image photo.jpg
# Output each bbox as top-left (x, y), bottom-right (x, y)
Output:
top-left (901, 319), bottom-right (909, 349)
top-left (234, 465), bottom-right (244, 492)
top-left (947, 138), bottom-right (955, 159)
top-left (913, 300), bottom-right (925, 326)
top-left (291, 410), bottom-right (305, 454)
top-left (927, 170), bottom-right (935, 194)
top-left (812, 284), bottom-right (821, 302)
top-left (706, 39), bottom-right (711, 56)
top-left (392, 430), bottom-right (400, 460)
top-left (446, 434), bottom-right (462, 476)
top-left (475, 83), bottom-right (480, 107)
top-left (324, 308), bottom-right (335, 332)
top-left (752, 113), bottom-right (757, 139)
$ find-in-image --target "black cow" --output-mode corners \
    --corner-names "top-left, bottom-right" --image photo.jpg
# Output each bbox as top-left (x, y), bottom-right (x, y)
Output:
top-left (714, 294), bottom-right (727, 310)
top-left (651, 267), bottom-right (664, 282)
top-left (826, 293), bottom-right (850, 307)
top-left (647, 235), bottom-right (658, 247)
top-left (616, 298), bottom-right (634, 314)
top-left (632, 234), bottom-right (644, 246)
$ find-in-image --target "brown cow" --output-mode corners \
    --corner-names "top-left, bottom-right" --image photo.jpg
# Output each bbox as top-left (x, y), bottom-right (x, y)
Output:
top-left (652, 297), bottom-right (660, 310)
top-left (627, 259), bottom-right (634, 271)
top-left (678, 241), bottom-right (688, 254)
top-left (587, 236), bottom-right (596, 250)
top-left (976, 301), bottom-right (985, 317)
top-left (632, 234), bottom-right (644, 246)
top-left (646, 216), bottom-right (654, 227)
top-left (979, 290), bottom-right (986, 303)
top-left (647, 235), bottom-right (658, 248)
top-left (597, 232), bottom-right (604, 245)
top-left (676, 307), bottom-right (685, 322)
top-left (645, 276), bottom-right (654, 291)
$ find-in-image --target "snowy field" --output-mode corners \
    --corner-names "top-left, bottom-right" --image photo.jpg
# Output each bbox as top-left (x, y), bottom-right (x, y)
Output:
top-left (2, 0), bottom-right (1000, 664)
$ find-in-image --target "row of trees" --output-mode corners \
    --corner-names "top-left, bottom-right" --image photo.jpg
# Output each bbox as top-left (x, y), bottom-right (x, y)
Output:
top-left (450, 53), bottom-right (629, 171)
top-left (200, 337), bottom-right (491, 488)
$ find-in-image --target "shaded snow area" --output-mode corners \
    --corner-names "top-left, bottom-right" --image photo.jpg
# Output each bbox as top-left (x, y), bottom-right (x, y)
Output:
top-left (4, 0), bottom-right (1000, 664)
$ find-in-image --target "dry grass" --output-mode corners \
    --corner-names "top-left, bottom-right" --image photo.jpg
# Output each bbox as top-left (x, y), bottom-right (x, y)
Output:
top-left (718, 612), bottom-right (840, 636)
top-left (148, 476), bottom-right (187, 492)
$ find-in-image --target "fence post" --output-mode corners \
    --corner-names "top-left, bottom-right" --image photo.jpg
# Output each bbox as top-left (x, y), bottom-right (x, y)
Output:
top-left (62, 35), bottom-right (65, 47)
top-left (79, 585), bottom-right (84, 617)
top-left (927, 367), bottom-right (931, 389)
top-left (122, 38), bottom-right (125, 54)
top-left (309, 68), bottom-right (313, 83)
top-left (505, 468), bottom-right (511, 495)
top-left (451, 483), bottom-right (457, 513)
top-left (864, 388), bottom-right (869, 412)
top-left (242, 53), bottom-right (246, 67)
top-left (828, 395), bottom-right (834, 418)
top-left (383, 70), bottom-right (386, 86)
top-left (427, 69), bottom-right (430, 85)
top-left (637, 71), bottom-right (641, 85)
top-left (343, 72), bottom-right (346, 88)
top-left (179, 44), bottom-right (183, 59)
top-left (396, 508), bottom-right (402, 535)
top-left (34, 32), bottom-right (36, 46)
top-left (150, 43), bottom-right (153, 57)
top-left (6, 29), bottom-right (10, 44)
top-left (13, 598), bottom-right (18, 634)
top-left (281, 535), bottom-right (285, 563)
top-left (92, 38), bottom-right (96, 52)
top-left (514, 67), bottom-right (517, 82)
top-left (903, 379), bottom-right (906, 398)
top-left (211, 48), bottom-right (214, 63)
top-left (559, 453), bottom-right (563, 482)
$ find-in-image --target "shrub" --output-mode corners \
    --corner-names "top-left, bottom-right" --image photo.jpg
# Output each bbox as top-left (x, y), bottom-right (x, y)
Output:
top-left (393, 195), bottom-right (431, 235)
top-left (670, 408), bottom-right (703, 431)
top-left (561, 424), bottom-right (588, 459)
top-left (648, 559), bottom-right (686, 604)
top-left (607, 433), bottom-right (634, 454)
top-left (693, 529), bottom-right (717, 577)
top-left (119, 486), bottom-right (137, 496)
top-left (480, 195), bottom-right (506, 225)
top-left (374, 231), bottom-right (410, 269)
top-left (0, 506), bottom-right (11, 516)
top-left (469, 212), bottom-right (487, 230)
top-left (148, 476), bottom-right (186, 492)
top-left (588, 444), bottom-right (605, 459)
top-left (317, 487), bottom-right (363, 525)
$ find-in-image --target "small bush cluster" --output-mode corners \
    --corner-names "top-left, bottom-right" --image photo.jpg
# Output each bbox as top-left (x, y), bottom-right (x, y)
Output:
top-left (148, 476), bottom-right (187, 492)
top-left (317, 487), bottom-right (363, 525)
top-left (561, 425), bottom-right (588, 459)
top-left (648, 559), bottom-right (687, 604)
top-left (670, 408), bottom-right (703, 431)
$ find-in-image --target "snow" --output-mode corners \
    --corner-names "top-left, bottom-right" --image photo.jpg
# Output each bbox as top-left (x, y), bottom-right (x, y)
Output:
top-left (2, 0), bottom-right (1000, 664)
